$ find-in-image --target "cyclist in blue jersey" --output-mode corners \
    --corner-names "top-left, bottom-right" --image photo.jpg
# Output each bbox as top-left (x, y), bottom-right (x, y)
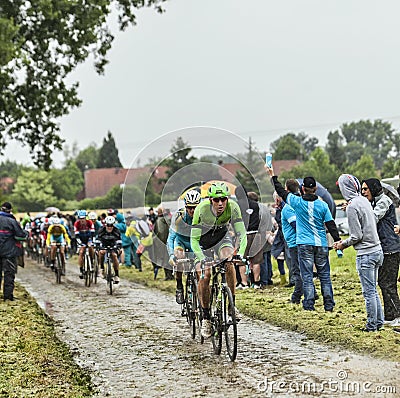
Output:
top-left (167, 189), bottom-right (202, 304)
top-left (266, 166), bottom-right (341, 312)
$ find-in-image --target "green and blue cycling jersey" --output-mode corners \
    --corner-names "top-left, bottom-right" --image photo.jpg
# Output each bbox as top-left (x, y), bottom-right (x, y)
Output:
top-left (167, 208), bottom-right (193, 256)
top-left (190, 199), bottom-right (247, 261)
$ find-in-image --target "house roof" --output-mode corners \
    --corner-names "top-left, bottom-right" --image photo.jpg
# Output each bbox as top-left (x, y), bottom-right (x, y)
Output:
top-left (83, 161), bottom-right (303, 199)
top-left (84, 166), bottom-right (168, 198)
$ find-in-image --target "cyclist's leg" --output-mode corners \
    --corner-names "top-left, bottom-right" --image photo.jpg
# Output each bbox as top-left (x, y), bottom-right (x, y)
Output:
top-left (50, 243), bottom-right (56, 267)
top-left (88, 245), bottom-right (95, 264)
top-left (219, 246), bottom-right (236, 295)
top-left (78, 244), bottom-right (85, 274)
top-left (99, 250), bottom-right (105, 276)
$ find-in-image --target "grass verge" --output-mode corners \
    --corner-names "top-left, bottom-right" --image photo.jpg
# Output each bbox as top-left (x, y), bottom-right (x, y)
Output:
top-left (120, 247), bottom-right (400, 362)
top-left (0, 284), bottom-right (93, 398)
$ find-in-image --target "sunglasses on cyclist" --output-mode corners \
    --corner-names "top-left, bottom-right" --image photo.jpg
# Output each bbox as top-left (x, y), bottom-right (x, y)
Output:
top-left (186, 206), bottom-right (196, 210)
top-left (211, 197), bottom-right (228, 203)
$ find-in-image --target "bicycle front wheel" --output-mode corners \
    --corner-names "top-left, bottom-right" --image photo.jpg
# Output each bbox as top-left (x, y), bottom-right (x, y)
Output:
top-left (55, 252), bottom-right (62, 284)
top-left (93, 253), bottom-right (99, 284)
top-left (84, 254), bottom-right (91, 287)
top-left (223, 286), bottom-right (237, 361)
top-left (107, 259), bottom-right (113, 295)
top-left (210, 284), bottom-right (222, 355)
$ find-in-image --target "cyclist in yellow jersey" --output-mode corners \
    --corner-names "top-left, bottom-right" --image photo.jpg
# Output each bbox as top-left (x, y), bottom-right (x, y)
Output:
top-left (46, 217), bottom-right (71, 270)
top-left (190, 181), bottom-right (247, 338)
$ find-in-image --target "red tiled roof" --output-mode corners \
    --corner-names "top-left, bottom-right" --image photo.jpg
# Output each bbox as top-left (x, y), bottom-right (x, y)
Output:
top-left (272, 160), bottom-right (302, 175)
top-left (84, 166), bottom-right (168, 198)
top-left (83, 161), bottom-right (302, 199)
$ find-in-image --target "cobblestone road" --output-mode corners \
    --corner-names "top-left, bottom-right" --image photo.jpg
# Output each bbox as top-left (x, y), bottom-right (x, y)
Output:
top-left (17, 260), bottom-right (400, 397)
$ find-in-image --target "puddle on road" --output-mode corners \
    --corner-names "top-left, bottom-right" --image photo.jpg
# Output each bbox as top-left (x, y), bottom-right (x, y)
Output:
top-left (17, 260), bottom-right (400, 397)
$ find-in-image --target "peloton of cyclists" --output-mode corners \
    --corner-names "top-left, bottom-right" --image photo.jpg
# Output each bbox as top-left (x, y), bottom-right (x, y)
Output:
top-left (190, 181), bottom-right (247, 338)
top-left (74, 210), bottom-right (95, 279)
top-left (167, 189), bottom-right (202, 304)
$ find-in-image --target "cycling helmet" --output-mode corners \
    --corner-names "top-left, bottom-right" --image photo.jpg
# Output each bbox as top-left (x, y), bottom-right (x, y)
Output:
top-left (107, 208), bottom-right (115, 215)
top-left (207, 181), bottom-right (230, 198)
top-left (104, 215), bottom-right (115, 226)
top-left (77, 210), bottom-right (87, 219)
top-left (52, 217), bottom-right (60, 225)
top-left (88, 211), bottom-right (97, 220)
top-left (184, 189), bottom-right (201, 206)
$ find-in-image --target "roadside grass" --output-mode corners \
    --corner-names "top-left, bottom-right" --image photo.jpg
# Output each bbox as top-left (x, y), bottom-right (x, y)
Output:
top-left (0, 284), bottom-right (93, 398)
top-left (120, 247), bottom-right (400, 362)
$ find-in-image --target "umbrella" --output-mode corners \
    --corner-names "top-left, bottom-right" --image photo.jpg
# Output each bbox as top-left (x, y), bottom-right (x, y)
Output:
top-left (296, 179), bottom-right (336, 218)
top-left (381, 181), bottom-right (400, 207)
top-left (45, 206), bottom-right (60, 213)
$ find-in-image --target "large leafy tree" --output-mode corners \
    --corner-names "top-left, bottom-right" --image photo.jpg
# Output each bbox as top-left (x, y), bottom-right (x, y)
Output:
top-left (10, 169), bottom-right (57, 211)
top-left (281, 147), bottom-right (339, 193)
top-left (0, 0), bottom-right (164, 169)
top-left (328, 119), bottom-right (398, 170)
top-left (49, 160), bottom-right (84, 201)
top-left (271, 134), bottom-right (304, 160)
top-left (74, 143), bottom-right (100, 173)
top-left (347, 154), bottom-right (379, 182)
top-left (97, 131), bottom-right (123, 168)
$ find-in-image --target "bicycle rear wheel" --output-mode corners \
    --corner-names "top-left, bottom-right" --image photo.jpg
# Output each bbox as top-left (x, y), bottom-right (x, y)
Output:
top-left (223, 286), bottom-right (237, 361)
top-left (210, 284), bottom-right (222, 355)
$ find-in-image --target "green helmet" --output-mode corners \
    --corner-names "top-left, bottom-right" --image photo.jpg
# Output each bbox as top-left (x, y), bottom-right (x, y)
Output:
top-left (207, 182), bottom-right (230, 198)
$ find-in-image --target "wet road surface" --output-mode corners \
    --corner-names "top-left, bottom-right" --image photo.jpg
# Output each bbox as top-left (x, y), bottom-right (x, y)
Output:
top-left (17, 260), bottom-right (400, 397)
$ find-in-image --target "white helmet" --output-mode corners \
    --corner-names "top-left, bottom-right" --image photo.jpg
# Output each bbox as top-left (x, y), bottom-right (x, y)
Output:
top-left (184, 189), bottom-right (201, 206)
top-left (88, 211), bottom-right (97, 220)
top-left (104, 215), bottom-right (115, 225)
top-left (52, 217), bottom-right (60, 225)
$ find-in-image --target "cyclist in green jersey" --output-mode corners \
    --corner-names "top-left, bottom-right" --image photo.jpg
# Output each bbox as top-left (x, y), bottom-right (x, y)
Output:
top-left (190, 181), bottom-right (247, 338)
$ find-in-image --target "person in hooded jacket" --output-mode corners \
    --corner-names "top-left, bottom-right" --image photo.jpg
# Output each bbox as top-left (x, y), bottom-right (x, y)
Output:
top-left (334, 174), bottom-right (384, 332)
top-left (0, 202), bottom-right (27, 301)
top-left (361, 178), bottom-right (400, 326)
top-left (115, 213), bottom-right (132, 267)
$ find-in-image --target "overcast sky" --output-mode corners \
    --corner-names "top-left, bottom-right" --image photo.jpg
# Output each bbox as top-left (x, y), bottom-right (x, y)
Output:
top-left (4, 0), bottom-right (400, 168)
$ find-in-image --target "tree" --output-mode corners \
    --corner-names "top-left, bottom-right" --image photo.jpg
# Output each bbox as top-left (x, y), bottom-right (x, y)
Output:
top-left (271, 134), bottom-right (304, 160)
top-left (347, 154), bottom-right (378, 182)
top-left (75, 143), bottom-right (100, 173)
top-left (10, 169), bottom-right (57, 211)
top-left (160, 137), bottom-right (198, 197)
top-left (49, 160), bottom-right (84, 201)
top-left (340, 120), bottom-right (397, 169)
top-left (0, 0), bottom-right (164, 169)
top-left (281, 147), bottom-right (339, 193)
top-left (97, 131), bottom-right (123, 168)
top-left (235, 137), bottom-right (266, 194)
top-left (325, 130), bottom-right (346, 171)
top-left (381, 158), bottom-right (400, 179)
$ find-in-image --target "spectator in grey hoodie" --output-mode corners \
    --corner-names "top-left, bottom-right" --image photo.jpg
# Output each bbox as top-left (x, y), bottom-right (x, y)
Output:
top-left (361, 178), bottom-right (400, 326)
top-left (334, 174), bottom-right (384, 332)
